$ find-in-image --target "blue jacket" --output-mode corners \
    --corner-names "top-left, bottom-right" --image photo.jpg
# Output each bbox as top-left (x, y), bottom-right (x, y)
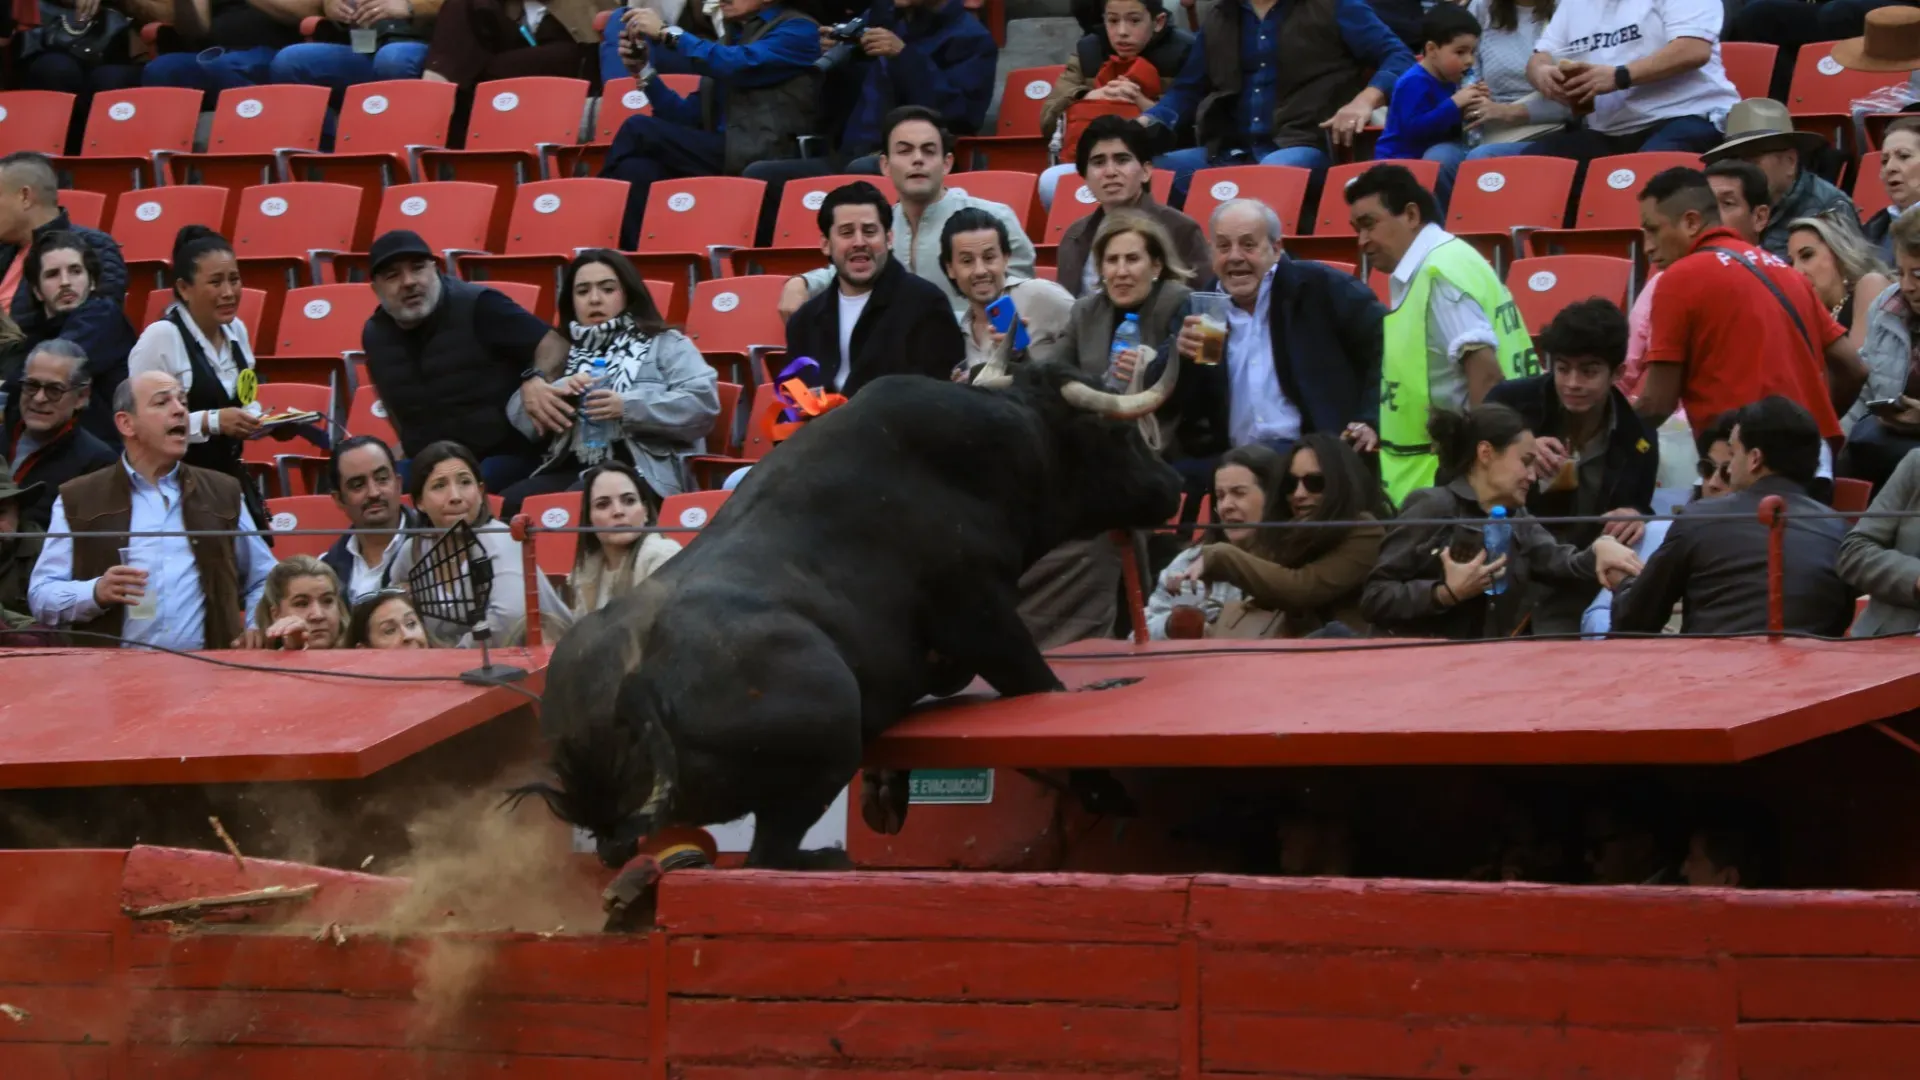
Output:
top-left (1153, 256), bottom-right (1385, 457)
top-left (836, 0), bottom-right (998, 157)
top-left (1374, 62), bottom-right (1461, 161)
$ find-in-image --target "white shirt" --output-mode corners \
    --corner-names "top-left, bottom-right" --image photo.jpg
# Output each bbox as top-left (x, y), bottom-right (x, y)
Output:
top-left (834, 289), bottom-right (871, 393)
top-left (1388, 224), bottom-right (1500, 411)
top-left (1224, 266), bottom-right (1303, 447)
top-left (346, 535), bottom-right (390, 604)
top-left (28, 457), bottom-right (274, 650)
top-left (1535, 0), bottom-right (1738, 136)
top-left (127, 304), bottom-right (257, 442)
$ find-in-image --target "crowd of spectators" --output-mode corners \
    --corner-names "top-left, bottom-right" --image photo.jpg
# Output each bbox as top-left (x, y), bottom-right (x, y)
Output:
top-left (7, 0), bottom-right (1920, 887)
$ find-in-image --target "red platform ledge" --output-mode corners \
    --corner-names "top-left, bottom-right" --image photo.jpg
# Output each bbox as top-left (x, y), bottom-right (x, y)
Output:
top-left (867, 637), bottom-right (1920, 769)
top-left (0, 647), bottom-right (548, 789)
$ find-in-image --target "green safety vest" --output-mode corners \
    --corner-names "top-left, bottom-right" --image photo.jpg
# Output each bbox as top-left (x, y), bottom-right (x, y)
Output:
top-left (1378, 238), bottom-right (1538, 505)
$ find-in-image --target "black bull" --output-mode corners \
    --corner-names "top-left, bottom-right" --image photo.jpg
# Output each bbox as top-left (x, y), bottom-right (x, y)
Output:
top-left (514, 361), bottom-right (1182, 870)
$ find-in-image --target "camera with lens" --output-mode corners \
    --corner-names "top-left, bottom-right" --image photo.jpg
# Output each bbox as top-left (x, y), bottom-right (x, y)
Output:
top-left (815, 14), bottom-right (868, 71)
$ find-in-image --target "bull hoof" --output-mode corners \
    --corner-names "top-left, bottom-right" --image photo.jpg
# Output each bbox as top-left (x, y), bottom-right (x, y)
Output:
top-left (860, 768), bottom-right (911, 835)
top-left (794, 847), bottom-right (855, 870)
top-left (601, 855), bottom-right (663, 933)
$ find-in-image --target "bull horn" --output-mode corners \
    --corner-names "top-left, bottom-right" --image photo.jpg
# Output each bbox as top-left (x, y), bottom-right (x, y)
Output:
top-left (970, 326), bottom-right (1016, 389)
top-left (1059, 343), bottom-right (1178, 419)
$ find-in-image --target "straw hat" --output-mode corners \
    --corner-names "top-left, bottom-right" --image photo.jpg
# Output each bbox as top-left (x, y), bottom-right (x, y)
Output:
top-left (1700, 98), bottom-right (1827, 164)
top-left (1832, 6), bottom-right (1920, 73)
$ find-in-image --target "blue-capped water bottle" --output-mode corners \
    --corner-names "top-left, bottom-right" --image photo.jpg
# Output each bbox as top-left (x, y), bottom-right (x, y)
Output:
top-left (580, 356), bottom-right (615, 452)
top-left (1483, 505), bottom-right (1511, 595)
top-left (1105, 313), bottom-right (1141, 392)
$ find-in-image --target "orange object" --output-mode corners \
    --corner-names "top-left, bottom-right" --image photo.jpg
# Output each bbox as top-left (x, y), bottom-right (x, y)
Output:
top-left (765, 375), bottom-right (846, 442)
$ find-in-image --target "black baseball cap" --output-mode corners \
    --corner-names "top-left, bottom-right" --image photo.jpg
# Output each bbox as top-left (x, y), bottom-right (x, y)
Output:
top-left (367, 229), bottom-right (438, 275)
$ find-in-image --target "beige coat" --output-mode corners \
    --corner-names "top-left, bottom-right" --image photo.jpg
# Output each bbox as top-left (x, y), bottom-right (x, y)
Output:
top-left (1200, 522), bottom-right (1385, 639)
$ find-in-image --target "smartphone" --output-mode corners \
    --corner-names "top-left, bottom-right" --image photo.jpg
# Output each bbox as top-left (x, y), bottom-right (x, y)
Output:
top-left (984, 295), bottom-right (1030, 351)
top-left (1446, 526), bottom-right (1484, 565)
top-left (1865, 397), bottom-right (1905, 418)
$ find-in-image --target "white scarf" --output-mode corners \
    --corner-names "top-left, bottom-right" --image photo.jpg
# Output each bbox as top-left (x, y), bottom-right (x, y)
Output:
top-left (565, 313), bottom-right (656, 466)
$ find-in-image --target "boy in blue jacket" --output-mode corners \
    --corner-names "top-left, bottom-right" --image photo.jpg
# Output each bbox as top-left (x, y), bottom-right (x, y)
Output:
top-left (1374, 4), bottom-right (1484, 211)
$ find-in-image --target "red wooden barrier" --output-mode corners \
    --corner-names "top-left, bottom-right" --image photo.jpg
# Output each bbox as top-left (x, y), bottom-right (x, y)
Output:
top-left (5, 850), bottom-right (1920, 1078)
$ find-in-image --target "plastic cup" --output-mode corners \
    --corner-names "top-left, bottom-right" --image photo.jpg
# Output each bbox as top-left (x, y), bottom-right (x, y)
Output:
top-left (119, 545), bottom-right (156, 621)
top-left (1189, 292), bottom-right (1232, 366)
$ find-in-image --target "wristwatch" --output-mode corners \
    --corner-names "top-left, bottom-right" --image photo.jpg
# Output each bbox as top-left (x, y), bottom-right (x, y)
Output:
top-left (519, 368), bottom-right (544, 383)
top-left (662, 26), bottom-right (684, 48)
top-left (1614, 65), bottom-right (1633, 91)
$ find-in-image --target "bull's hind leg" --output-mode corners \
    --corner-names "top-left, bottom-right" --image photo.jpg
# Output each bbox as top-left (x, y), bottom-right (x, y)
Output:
top-left (745, 791), bottom-right (853, 870)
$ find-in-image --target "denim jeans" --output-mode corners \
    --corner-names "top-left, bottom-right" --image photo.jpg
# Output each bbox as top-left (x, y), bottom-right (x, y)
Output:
top-left (141, 46), bottom-right (279, 103)
top-left (1525, 114), bottom-right (1725, 162)
top-left (268, 41), bottom-right (429, 90)
top-left (1464, 139), bottom-right (1542, 161)
top-left (1154, 143), bottom-right (1332, 211)
top-left (1421, 139), bottom-right (1470, 213)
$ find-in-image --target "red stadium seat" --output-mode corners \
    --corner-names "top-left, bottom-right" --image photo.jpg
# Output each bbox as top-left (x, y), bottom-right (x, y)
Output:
top-left (1855, 151), bottom-right (1893, 224)
top-left (1720, 42), bottom-right (1779, 102)
top-left (259, 283), bottom-right (379, 394)
top-left (1527, 152), bottom-right (1699, 260)
top-left (1506, 255), bottom-right (1632, 335)
top-left (231, 182), bottom-right (364, 322)
top-left (287, 80), bottom-right (460, 246)
top-left (628, 176), bottom-right (764, 298)
top-left (53, 87), bottom-right (201, 222)
top-left (691, 381), bottom-right (780, 480)
top-left (0, 91), bottom-right (77, 154)
top-left (347, 384), bottom-right (400, 448)
top-left (160, 86), bottom-right (331, 220)
top-left (326, 180), bottom-right (498, 282)
top-left (945, 170), bottom-right (1041, 235)
top-left (1287, 158), bottom-right (1440, 265)
top-left (1787, 41), bottom-right (1900, 158)
top-left (482, 280), bottom-right (543, 313)
top-left (687, 381), bottom-right (744, 488)
top-left (455, 177), bottom-right (629, 321)
top-left (644, 278), bottom-right (682, 325)
top-left (1447, 155), bottom-right (1576, 271)
top-left (552, 74), bottom-right (701, 177)
top-left (1367, 268), bottom-right (1390, 305)
top-left (685, 276), bottom-right (791, 383)
top-left (1184, 165), bottom-right (1312, 236)
top-left (112, 185), bottom-right (229, 264)
top-left (728, 173), bottom-right (899, 277)
top-left (58, 189), bottom-right (107, 231)
top-left (416, 77), bottom-right (590, 248)
top-left (522, 491), bottom-right (582, 576)
top-left (264, 495), bottom-right (350, 560)
top-left (658, 489), bottom-right (731, 547)
top-left (1832, 477), bottom-right (1873, 522)
top-left (1046, 171), bottom-right (1176, 242)
top-left (1317, 260), bottom-right (1358, 277)
top-left (953, 65), bottom-right (1065, 173)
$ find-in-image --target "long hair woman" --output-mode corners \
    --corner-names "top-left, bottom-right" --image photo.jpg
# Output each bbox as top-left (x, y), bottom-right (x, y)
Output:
top-left (381, 440), bottom-right (570, 646)
top-left (501, 249), bottom-right (719, 516)
top-left (1362, 405), bottom-right (1641, 639)
top-left (569, 461), bottom-right (681, 616)
top-left (1178, 435), bottom-right (1391, 637)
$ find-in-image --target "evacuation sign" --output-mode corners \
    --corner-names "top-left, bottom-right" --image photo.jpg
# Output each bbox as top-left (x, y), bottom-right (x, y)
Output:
top-left (908, 769), bottom-right (995, 805)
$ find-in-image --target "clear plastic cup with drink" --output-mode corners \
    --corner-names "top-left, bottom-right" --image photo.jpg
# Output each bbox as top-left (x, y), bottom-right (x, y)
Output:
top-left (1189, 292), bottom-right (1232, 367)
top-left (119, 545), bottom-right (157, 622)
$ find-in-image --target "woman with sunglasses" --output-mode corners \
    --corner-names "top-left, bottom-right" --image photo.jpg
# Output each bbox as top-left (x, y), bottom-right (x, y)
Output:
top-left (1364, 405), bottom-right (1643, 640)
top-left (1176, 435), bottom-right (1390, 638)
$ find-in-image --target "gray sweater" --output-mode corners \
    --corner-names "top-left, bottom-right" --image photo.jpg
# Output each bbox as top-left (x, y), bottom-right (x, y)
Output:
top-left (1467, 0), bottom-right (1570, 131)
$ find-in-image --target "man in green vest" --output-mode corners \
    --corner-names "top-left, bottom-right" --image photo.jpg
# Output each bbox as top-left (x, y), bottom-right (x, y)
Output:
top-left (1345, 164), bottom-right (1535, 504)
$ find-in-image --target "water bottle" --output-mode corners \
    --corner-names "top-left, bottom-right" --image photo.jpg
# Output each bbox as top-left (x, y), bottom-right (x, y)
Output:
top-left (1105, 313), bottom-right (1141, 392)
top-left (580, 357), bottom-right (615, 452)
top-left (1483, 505), bottom-right (1511, 596)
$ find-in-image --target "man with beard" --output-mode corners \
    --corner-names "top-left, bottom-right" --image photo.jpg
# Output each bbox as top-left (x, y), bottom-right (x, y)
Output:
top-left (359, 230), bottom-right (573, 491)
top-left (18, 231), bottom-right (134, 443)
top-left (780, 106), bottom-right (1036, 318)
top-left (784, 181), bottom-right (963, 396)
top-left (3, 341), bottom-right (117, 531)
top-left (29, 370), bottom-right (275, 651)
top-left (319, 435), bottom-right (423, 603)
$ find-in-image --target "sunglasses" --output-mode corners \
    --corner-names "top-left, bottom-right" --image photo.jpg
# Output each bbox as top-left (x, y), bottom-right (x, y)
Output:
top-left (1281, 472), bottom-right (1326, 495)
top-left (1696, 459), bottom-right (1731, 482)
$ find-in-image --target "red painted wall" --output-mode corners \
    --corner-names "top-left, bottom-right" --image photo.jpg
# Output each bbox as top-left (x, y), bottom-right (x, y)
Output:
top-left (3, 851), bottom-right (1920, 1078)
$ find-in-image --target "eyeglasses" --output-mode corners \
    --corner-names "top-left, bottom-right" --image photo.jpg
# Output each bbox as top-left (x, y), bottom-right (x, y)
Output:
top-left (1696, 459), bottom-right (1731, 482)
top-left (19, 379), bottom-right (75, 401)
top-left (1281, 472), bottom-right (1327, 495)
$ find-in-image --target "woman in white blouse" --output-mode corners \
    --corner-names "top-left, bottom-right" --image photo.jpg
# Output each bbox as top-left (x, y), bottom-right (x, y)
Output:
top-left (126, 225), bottom-right (264, 483)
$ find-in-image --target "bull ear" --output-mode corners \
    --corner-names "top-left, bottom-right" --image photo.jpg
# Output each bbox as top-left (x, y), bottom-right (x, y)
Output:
top-left (1059, 343), bottom-right (1178, 418)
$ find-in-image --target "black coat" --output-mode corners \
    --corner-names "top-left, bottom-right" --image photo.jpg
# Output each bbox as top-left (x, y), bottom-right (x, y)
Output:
top-left (1, 419), bottom-right (118, 531)
top-left (784, 257), bottom-right (964, 396)
top-left (0, 210), bottom-right (128, 323)
top-left (1612, 475), bottom-right (1853, 636)
top-left (19, 297), bottom-right (136, 446)
top-left (1485, 374), bottom-right (1658, 545)
top-left (1156, 256), bottom-right (1384, 458)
